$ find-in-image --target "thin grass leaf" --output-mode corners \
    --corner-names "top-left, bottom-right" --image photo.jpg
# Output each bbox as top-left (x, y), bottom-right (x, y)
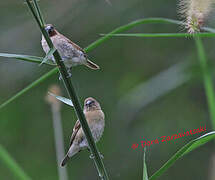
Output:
top-left (149, 131), bottom-right (215, 180)
top-left (0, 68), bottom-right (58, 110)
top-left (0, 53), bottom-right (55, 66)
top-left (48, 92), bottom-right (74, 107)
top-left (143, 147), bottom-right (148, 180)
top-left (85, 17), bottom-right (215, 52)
top-left (39, 47), bottom-right (56, 66)
top-left (194, 36), bottom-right (215, 129)
top-left (85, 18), bottom-right (183, 52)
top-left (101, 32), bottom-right (215, 38)
top-left (0, 144), bottom-right (31, 180)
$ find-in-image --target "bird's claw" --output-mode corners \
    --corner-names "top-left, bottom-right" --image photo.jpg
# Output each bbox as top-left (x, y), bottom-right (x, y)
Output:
top-left (58, 71), bottom-right (72, 80)
top-left (66, 72), bottom-right (72, 78)
top-left (99, 152), bottom-right (104, 159)
top-left (58, 74), bottom-right (62, 81)
top-left (89, 152), bottom-right (104, 159)
top-left (66, 68), bottom-right (72, 78)
top-left (89, 154), bottom-right (94, 159)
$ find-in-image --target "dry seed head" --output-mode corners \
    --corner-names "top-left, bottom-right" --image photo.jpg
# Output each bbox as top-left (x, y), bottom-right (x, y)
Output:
top-left (178, 0), bottom-right (214, 33)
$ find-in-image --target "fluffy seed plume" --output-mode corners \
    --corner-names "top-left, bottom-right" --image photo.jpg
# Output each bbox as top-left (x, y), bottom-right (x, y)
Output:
top-left (178, 0), bottom-right (214, 33)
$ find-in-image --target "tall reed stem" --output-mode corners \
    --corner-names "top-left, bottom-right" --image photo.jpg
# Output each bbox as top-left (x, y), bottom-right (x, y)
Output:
top-left (46, 85), bottom-right (69, 180)
top-left (194, 36), bottom-right (215, 129)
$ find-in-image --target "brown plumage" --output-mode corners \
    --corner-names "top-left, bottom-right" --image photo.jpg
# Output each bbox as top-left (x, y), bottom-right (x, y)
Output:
top-left (41, 24), bottom-right (100, 71)
top-left (61, 97), bottom-right (105, 167)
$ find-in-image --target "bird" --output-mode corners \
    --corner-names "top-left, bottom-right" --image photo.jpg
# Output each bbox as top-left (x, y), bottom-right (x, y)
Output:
top-left (61, 97), bottom-right (105, 167)
top-left (41, 24), bottom-right (100, 76)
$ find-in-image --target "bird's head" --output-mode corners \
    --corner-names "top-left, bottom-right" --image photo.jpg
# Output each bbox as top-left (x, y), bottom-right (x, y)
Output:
top-left (84, 97), bottom-right (101, 111)
top-left (45, 24), bottom-right (57, 37)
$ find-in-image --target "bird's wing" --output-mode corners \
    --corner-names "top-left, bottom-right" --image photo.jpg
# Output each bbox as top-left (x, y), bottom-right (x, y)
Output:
top-left (69, 120), bottom-right (81, 146)
top-left (69, 40), bottom-right (84, 52)
top-left (59, 34), bottom-right (86, 54)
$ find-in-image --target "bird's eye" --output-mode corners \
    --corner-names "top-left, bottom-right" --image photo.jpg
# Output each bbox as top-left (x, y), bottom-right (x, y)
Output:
top-left (48, 27), bottom-right (54, 33)
top-left (86, 100), bottom-right (94, 106)
top-left (45, 25), bottom-right (54, 35)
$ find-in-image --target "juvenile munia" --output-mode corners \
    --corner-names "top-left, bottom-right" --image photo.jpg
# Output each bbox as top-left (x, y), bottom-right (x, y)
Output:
top-left (61, 97), bottom-right (105, 166)
top-left (41, 24), bottom-right (99, 75)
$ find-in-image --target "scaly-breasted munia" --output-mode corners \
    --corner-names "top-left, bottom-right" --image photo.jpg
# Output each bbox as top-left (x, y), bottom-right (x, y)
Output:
top-left (61, 97), bottom-right (105, 166)
top-left (41, 24), bottom-right (99, 75)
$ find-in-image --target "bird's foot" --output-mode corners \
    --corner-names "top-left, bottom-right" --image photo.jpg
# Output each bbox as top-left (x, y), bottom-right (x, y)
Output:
top-left (58, 71), bottom-right (72, 80)
top-left (89, 152), bottom-right (104, 159)
top-left (99, 152), bottom-right (104, 159)
top-left (58, 74), bottom-right (62, 81)
top-left (66, 72), bottom-right (72, 78)
top-left (89, 154), bottom-right (94, 159)
top-left (66, 69), bottom-right (72, 78)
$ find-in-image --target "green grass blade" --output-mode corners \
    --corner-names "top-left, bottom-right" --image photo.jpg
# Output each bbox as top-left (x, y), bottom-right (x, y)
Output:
top-left (149, 132), bottom-right (215, 180)
top-left (0, 53), bottom-right (55, 66)
top-left (0, 144), bottom-right (31, 180)
top-left (143, 148), bottom-right (148, 180)
top-left (194, 36), bottom-right (215, 129)
top-left (101, 32), bottom-right (215, 38)
top-left (85, 18), bottom-right (182, 52)
top-left (48, 92), bottom-right (74, 107)
top-left (0, 68), bottom-right (58, 110)
top-left (39, 47), bottom-right (56, 66)
top-left (85, 17), bottom-right (215, 52)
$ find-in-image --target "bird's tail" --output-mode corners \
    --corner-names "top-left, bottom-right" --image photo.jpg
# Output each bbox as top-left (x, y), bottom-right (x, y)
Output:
top-left (61, 154), bottom-right (70, 167)
top-left (84, 59), bottom-right (100, 70)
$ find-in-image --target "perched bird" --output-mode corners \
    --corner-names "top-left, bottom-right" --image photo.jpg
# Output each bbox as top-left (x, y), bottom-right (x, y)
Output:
top-left (61, 97), bottom-right (105, 166)
top-left (41, 24), bottom-right (99, 76)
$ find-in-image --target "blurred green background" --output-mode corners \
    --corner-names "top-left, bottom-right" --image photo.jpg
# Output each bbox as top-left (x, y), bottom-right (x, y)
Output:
top-left (1, 0), bottom-right (215, 179)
